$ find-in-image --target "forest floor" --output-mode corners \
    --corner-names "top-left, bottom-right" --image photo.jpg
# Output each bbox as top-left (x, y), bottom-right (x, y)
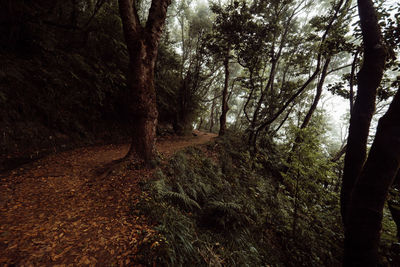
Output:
top-left (0, 130), bottom-right (217, 266)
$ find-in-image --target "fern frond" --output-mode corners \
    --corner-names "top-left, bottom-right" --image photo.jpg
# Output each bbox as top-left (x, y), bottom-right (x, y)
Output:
top-left (163, 191), bottom-right (201, 211)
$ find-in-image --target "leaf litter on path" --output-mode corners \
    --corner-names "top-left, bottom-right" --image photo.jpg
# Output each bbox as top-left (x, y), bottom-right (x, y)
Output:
top-left (0, 131), bottom-right (216, 265)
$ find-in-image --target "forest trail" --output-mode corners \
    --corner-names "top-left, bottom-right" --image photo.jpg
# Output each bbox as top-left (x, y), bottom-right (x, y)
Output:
top-left (0, 130), bottom-right (217, 266)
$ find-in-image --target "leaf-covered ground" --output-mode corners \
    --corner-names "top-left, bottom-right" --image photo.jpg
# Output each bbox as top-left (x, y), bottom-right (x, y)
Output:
top-left (0, 131), bottom-right (216, 265)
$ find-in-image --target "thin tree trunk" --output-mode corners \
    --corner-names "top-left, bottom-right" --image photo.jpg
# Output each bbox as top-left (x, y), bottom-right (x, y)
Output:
top-left (285, 57), bottom-right (332, 169)
top-left (255, 0), bottom-right (351, 140)
top-left (219, 50), bottom-right (230, 136)
top-left (198, 117), bottom-right (203, 130)
top-left (340, 0), bottom-right (387, 226)
top-left (209, 98), bottom-right (216, 133)
top-left (243, 68), bottom-right (256, 124)
top-left (301, 57), bottom-right (331, 129)
top-left (118, 0), bottom-right (171, 164)
top-left (331, 144), bottom-right (347, 162)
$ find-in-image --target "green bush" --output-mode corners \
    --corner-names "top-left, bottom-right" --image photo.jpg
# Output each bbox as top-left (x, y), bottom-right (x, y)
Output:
top-left (133, 132), bottom-right (350, 266)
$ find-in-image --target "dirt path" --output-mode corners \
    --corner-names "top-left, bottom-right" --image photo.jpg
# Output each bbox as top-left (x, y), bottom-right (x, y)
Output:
top-left (0, 131), bottom-right (216, 266)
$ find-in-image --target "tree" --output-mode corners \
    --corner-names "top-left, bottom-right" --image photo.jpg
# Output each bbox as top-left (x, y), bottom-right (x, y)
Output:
top-left (219, 51), bottom-right (230, 136)
top-left (340, 0), bottom-right (387, 225)
top-left (166, 1), bottom-right (215, 135)
top-left (344, 87), bottom-right (400, 266)
top-left (340, 0), bottom-right (400, 265)
top-left (118, 0), bottom-right (171, 163)
top-left (207, 2), bottom-right (235, 136)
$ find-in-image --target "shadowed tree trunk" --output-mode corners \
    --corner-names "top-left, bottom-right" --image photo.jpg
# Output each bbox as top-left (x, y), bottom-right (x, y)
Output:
top-left (340, 0), bottom-right (387, 226)
top-left (389, 172), bottom-right (400, 241)
top-left (342, 0), bottom-right (395, 264)
top-left (118, 0), bottom-right (171, 164)
top-left (209, 96), bottom-right (216, 133)
top-left (219, 50), bottom-right (230, 136)
top-left (344, 89), bottom-right (400, 266)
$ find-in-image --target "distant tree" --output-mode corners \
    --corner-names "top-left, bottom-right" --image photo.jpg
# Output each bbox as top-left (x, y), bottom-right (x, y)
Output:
top-left (218, 52), bottom-right (230, 136)
top-left (173, 1), bottom-right (214, 135)
top-left (207, 3), bottom-right (234, 136)
top-left (118, 0), bottom-right (171, 163)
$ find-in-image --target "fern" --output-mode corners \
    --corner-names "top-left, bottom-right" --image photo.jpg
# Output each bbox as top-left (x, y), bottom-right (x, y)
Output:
top-left (153, 179), bottom-right (201, 211)
top-left (163, 191), bottom-right (201, 211)
top-left (207, 200), bottom-right (241, 214)
top-left (202, 200), bottom-right (254, 231)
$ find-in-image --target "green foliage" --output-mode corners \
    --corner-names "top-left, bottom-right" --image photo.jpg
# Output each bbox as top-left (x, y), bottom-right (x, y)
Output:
top-left (278, 116), bottom-right (344, 265)
top-left (134, 132), bottom-right (344, 266)
top-left (155, 41), bottom-right (181, 124)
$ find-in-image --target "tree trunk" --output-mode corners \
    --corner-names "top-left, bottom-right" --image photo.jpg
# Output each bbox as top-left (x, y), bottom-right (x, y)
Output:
top-left (300, 57), bottom-right (331, 130)
top-left (124, 53), bottom-right (158, 163)
top-left (340, 0), bottom-right (387, 226)
top-left (389, 172), bottom-right (400, 240)
top-left (198, 117), bottom-right (204, 130)
top-left (175, 78), bottom-right (194, 136)
top-left (349, 49), bottom-right (360, 114)
top-left (118, 0), bottom-right (171, 164)
top-left (209, 97), bottom-right (216, 133)
top-left (254, 0), bottom-right (349, 142)
top-left (344, 89), bottom-right (400, 266)
top-left (219, 51), bottom-right (230, 136)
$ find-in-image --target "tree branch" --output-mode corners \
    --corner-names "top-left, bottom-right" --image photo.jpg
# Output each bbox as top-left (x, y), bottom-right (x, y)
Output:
top-left (118, 0), bottom-right (141, 38)
top-left (145, 0), bottom-right (171, 44)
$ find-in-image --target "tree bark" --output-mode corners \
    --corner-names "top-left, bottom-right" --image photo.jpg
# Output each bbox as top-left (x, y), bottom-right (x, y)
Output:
top-left (118, 0), bottom-right (171, 163)
top-left (349, 49), bottom-right (359, 114)
top-left (219, 50), bottom-right (230, 136)
top-left (388, 172), bottom-right (400, 241)
top-left (344, 89), bottom-right (400, 266)
top-left (209, 97), bottom-right (216, 133)
top-left (340, 0), bottom-right (387, 226)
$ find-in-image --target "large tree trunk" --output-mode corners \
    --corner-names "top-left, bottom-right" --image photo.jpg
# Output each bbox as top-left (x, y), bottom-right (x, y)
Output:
top-left (219, 51), bottom-right (230, 136)
top-left (344, 89), bottom-right (400, 266)
top-left (124, 49), bottom-right (158, 163)
top-left (118, 0), bottom-right (171, 164)
top-left (340, 0), bottom-right (387, 226)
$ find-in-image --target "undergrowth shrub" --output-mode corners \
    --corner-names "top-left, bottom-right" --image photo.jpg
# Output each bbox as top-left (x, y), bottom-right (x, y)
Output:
top-left (133, 133), bottom-right (345, 266)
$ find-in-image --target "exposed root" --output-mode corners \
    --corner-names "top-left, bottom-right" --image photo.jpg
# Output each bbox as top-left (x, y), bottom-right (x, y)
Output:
top-left (94, 154), bottom-right (148, 180)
